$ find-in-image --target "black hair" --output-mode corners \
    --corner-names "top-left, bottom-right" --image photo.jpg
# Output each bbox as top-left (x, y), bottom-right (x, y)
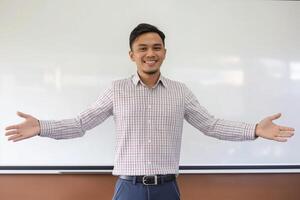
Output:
top-left (129, 23), bottom-right (165, 50)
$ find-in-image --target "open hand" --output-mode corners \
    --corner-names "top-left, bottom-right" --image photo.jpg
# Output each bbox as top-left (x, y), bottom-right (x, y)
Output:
top-left (5, 111), bottom-right (40, 142)
top-left (255, 113), bottom-right (295, 142)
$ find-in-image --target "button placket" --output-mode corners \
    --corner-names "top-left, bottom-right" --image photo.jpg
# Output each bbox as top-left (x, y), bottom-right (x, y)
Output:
top-left (145, 88), bottom-right (154, 167)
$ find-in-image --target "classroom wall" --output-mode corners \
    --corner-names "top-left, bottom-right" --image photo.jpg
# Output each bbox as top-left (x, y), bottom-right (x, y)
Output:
top-left (0, 174), bottom-right (300, 200)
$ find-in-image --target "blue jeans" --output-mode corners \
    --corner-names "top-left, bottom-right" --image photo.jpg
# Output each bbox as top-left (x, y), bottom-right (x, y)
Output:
top-left (112, 177), bottom-right (181, 200)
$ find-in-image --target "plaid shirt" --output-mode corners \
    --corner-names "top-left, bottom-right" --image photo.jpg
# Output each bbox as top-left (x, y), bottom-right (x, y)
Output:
top-left (40, 72), bottom-right (256, 175)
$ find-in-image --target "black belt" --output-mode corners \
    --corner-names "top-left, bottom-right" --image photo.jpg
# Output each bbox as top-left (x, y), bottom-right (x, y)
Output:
top-left (119, 174), bottom-right (176, 185)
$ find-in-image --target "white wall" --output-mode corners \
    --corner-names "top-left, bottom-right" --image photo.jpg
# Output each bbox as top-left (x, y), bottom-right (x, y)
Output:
top-left (0, 0), bottom-right (299, 168)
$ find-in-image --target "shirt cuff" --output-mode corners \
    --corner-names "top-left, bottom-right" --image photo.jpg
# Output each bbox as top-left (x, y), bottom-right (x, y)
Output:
top-left (244, 123), bottom-right (257, 140)
top-left (39, 120), bottom-right (54, 137)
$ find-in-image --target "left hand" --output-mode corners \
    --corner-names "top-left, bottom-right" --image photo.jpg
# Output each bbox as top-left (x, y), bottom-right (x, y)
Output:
top-left (255, 113), bottom-right (295, 142)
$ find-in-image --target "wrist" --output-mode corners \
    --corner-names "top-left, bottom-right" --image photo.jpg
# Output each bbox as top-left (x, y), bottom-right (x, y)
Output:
top-left (255, 123), bottom-right (262, 138)
top-left (34, 119), bottom-right (41, 136)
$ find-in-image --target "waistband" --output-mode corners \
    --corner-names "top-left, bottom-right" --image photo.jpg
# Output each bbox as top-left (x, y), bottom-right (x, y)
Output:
top-left (119, 174), bottom-right (176, 185)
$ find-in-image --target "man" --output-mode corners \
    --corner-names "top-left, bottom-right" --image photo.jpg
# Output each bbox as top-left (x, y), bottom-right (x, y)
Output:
top-left (5, 23), bottom-right (295, 200)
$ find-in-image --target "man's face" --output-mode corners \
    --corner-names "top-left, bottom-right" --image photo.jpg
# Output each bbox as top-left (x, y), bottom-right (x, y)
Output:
top-left (129, 32), bottom-right (166, 75)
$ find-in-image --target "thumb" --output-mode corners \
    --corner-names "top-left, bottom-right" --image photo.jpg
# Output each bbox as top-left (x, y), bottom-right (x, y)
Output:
top-left (268, 113), bottom-right (281, 121)
top-left (17, 111), bottom-right (31, 119)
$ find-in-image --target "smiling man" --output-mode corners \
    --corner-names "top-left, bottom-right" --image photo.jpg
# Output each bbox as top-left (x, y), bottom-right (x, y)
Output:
top-left (129, 25), bottom-right (166, 87)
top-left (5, 23), bottom-right (295, 200)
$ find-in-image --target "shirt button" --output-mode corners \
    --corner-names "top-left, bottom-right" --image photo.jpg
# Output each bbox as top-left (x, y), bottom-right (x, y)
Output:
top-left (148, 140), bottom-right (151, 143)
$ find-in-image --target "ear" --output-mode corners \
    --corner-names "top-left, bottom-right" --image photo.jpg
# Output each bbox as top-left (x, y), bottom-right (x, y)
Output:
top-left (129, 50), bottom-right (135, 62)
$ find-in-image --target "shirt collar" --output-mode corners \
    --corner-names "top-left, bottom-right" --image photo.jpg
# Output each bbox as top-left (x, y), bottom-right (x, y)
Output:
top-left (132, 71), bottom-right (168, 88)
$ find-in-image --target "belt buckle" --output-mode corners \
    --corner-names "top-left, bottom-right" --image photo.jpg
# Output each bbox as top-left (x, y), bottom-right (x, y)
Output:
top-left (142, 175), bottom-right (158, 185)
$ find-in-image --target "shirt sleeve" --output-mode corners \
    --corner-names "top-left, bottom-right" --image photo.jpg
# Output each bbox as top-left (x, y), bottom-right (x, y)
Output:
top-left (39, 86), bottom-right (113, 140)
top-left (183, 85), bottom-right (256, 141)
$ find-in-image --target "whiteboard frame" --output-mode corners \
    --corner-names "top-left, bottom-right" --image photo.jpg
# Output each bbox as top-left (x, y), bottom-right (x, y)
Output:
top-left (1, 165), bottom-right (300, 174)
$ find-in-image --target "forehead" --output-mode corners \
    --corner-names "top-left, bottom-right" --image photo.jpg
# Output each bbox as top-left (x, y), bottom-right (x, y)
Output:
top-left (133, 32), bottom-right (163, 46)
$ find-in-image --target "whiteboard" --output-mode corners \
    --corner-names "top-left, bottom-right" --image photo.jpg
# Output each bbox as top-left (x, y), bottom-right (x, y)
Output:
top-left (0, 0), bottom-right (299, 170)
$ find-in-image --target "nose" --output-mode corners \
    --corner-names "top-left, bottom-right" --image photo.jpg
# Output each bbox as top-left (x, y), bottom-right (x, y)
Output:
top-left (146, 48), bottom-right (155, 57)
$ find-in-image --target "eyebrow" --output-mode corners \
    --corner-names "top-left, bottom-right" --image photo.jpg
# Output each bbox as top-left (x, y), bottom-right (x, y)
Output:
top-left (137, 43), bottom-right (163, 47)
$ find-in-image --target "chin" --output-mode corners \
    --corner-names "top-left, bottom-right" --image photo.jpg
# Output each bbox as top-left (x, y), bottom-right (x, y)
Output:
top-left (141, 68), bottom-right (159, 75)
top-left (143, 66), bottom-right (160, 74)
top-left (146, 71), bottom-right (159, 75)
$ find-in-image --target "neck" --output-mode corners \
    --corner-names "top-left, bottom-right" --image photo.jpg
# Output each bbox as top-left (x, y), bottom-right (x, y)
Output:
top-left (137, 70), bottom-right (160, 88)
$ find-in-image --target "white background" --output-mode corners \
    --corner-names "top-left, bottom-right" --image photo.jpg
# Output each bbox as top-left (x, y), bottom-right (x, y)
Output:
top-left (0, 0), bottom-right (299, 168)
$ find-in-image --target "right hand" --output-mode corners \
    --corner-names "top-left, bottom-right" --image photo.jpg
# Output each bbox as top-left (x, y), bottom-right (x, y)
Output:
top-left (5, 111), bottom-right (41, 142)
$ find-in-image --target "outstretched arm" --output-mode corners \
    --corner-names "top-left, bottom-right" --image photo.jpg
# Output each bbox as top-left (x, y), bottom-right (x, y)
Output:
top-left (255, 113), bottom-right (295, 142)
top-left (5, 86), bottom-right (113, 141)
top-left (184, 84), bottom-right (295, 142)
top-left (5, 111), bottom-right (40, 142)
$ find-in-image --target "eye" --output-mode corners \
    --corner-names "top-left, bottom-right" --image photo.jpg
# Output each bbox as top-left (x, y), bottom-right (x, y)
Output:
top-left (153, 47), bottom-right (162, 51)
top-left (138, 47), bottom-right (147, 51)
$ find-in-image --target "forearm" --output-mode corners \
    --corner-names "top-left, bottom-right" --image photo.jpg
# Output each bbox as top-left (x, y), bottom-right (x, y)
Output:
top-left (203, 118), bottom-right (257, 141)
top-left (39, 117), bottom-right (85, 140)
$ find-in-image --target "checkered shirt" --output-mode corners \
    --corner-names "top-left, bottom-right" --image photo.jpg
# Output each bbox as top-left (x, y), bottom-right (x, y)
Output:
top-left (39, 72), bottom-right (256, 175)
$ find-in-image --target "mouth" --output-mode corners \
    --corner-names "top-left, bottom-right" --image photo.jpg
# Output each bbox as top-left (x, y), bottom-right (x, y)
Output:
top-left (144, 60), bottom-right (157, 66)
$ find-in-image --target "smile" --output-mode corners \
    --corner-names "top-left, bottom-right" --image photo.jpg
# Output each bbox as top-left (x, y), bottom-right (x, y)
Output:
top-left (144, 60), bottom-right (157, 64)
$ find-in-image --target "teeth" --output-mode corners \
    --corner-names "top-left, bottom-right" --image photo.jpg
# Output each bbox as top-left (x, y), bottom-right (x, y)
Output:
top-left (145, 61), bottom-right (156, 64)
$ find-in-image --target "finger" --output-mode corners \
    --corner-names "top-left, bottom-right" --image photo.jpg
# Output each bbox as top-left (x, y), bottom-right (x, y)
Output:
top-left (277, 131), bottom-right (294, 137)
top-left (5, 124), bottom-right (20, 130)
top-left (8, 134), bottom-right (22, 141)
top-left (13, 136), bottom-right (26, 142)
top-left (17, 111), bottom-right (31, 119)
top-left (268, 113), bottom-right (281, 121)
top-left (274, 137), bottom-right (287, 142)
top-left (279, 126), bottom-right (295, 131)
top-left (5, 130), bottom-right (19, 136)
